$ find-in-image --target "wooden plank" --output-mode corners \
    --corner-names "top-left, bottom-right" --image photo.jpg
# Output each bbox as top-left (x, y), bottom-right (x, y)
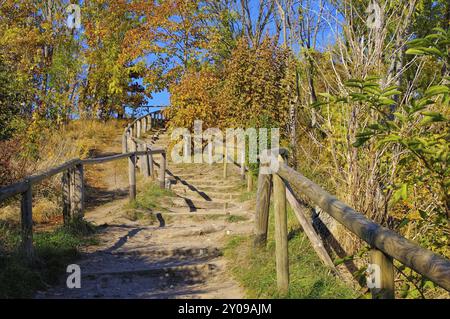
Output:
top-left (82, 150), bottom-right (164, 165)
top-left (223, 145), bottom-right (228, 179)
top-left (247, 172), bottom-right (253, 191)
top-left (370, 249), bottom-right (395, 299)
top-left (159, 151), bottom-right (166, 189)
top-left (137, 120), bottom-right (141, 138)
top-left (277, 162), bottom-right (450, 291)
top-left (122, 131), bottom-right (128, 153)
top-left (82, 153), bottom-right (130, 164)
top-left (254, 170), bottom-right (272, 247)
top-left (273, 155), bottom-right (289, 295)
top-left (62, 170), bottom-right (71, 225)
top-left (240, 151), bottom-right (245, 180)
top-left (140, 144), bottom-right (150, 178)
top-left (128, 153), bottom-right (136, 201)
top-left (286, 186), bottom-right (336, 270)
top-left (70, 164), bottom-right (84, 219)
top-left (20, 184), bottom-right (34, 261)
top-left (142, 117), bottom-right (147, 133)
top-left (28, 159), bottom-right (80, 185)
top-left (0, 181), bottom-right (29, 202)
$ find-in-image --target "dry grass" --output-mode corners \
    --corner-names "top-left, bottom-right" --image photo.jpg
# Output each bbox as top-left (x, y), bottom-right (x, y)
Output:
top-left (0, 119), bottom-right (129, 229)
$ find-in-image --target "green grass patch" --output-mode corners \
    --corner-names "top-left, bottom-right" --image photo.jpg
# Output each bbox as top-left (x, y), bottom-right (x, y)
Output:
top-left (226, 214), bottom-right (249, 223)
top-left (129, 181), bottom-right (175, 212)
top-left (239, 189), bottom-right (255, 202)
top-left (0, 219), bottom-right (97, 298)
top-left (224, 206), bottom-right (358, 299)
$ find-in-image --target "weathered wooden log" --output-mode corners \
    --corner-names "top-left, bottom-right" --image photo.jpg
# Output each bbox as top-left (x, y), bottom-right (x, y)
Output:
top-left (70, 164), bottom-right (84, 219)
top-left (29, 159), bottom-right (80, 185)
top-left (148, 148), bottom-right (154, 178)
top-left (139, 143), bottom-right (150, 178)
top-left (277, 162), bottom-right (450, 291)
top-left (62, 170), bottom-right (71, 225)
top-left (370, 249), bottom-right (395, 299)
top-left (0, 181), bottom-right (29, 202)
top-left (122, 131), bottom-right (128, 153)
top-left (223, 145), bottom-right (228, 179)
top-left (137, 120), bottom-right (141, 138)
top-left (254, 169), bottom-right (272, 247)
top-left (286, 186), bottom-right (336, 270)
top-left (247, 172), bottom-right (253, 191)
top-left (159, 151), bottom-right (166, 189)
top-left (240, 151), bottom-right (245, 180)
top-left (142, 117), bottom-right (147, 133)
top-left (273, 154), bottom-right (289, 295)
top-left (20, 183), bottom-right (34, 261)
top-left (128, 153), bottom-right (137, 201)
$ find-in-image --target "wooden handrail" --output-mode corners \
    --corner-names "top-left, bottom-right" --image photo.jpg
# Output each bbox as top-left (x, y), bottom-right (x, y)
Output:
top-left (254, 151), bottom-right (450, 297)
top-left (276, 162), bottom-right (450, 292)
top-left (0, 110), bottom-right (168, 261)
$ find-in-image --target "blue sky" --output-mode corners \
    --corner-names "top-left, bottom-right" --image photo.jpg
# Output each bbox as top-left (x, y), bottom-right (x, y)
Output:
top-left (146, 89), bottom-right (170, 106)
top-left (142, 0), bottom-right (342, 109)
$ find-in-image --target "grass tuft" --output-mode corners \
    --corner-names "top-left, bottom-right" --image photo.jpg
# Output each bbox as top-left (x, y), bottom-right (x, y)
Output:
top-left (0, 220), bottom-right (97, 298)
top-left (128, 181), bottom-right (175, 212)
top-left (224, 206), bottom-right (359, 299)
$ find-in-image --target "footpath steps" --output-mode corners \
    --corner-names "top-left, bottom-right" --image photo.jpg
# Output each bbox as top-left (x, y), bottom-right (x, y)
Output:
top-left (36, 128), bottom-right (254, 299)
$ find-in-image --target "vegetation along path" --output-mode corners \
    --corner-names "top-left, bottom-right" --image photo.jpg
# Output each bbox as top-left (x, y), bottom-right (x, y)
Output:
top-left (35, 127), bottom-right (254, 299)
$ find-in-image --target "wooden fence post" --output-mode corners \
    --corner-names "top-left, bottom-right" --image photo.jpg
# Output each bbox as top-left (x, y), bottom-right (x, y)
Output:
top-left (148, 147), bottom-right (154, 178)
top-left (370, 249), bottom-right (395, 299)
top-left (286, 186), bottom-right (336, 270)
top-left (140, 144), bottom-right (150, 178)
top-left (240, 150), bottom-right (245, 180)
top-left (62, 171), bottom-right (71, 225)
top-left (273, 154), bottom-right (289, 295)
top-left (70, 163), bottom-right (84, 220)
top-left (128, 152), bottom-right (137, 201)
top-left (254, 168), bottom-right (272, 247)
top-left (122, 131), bottom-right (128, 153)
top-left (247, 171), bottom-right (253, 191)
top-left (222, 144), bottom-right (227, 179)
top-left (142, 117), bottom-right (147, 133)
top-left (20, 182), bottom-right (34, 261)
top-left (137, 120), bottom-right (141, 138)
top-left (159, 151), bottom-right (166, 189)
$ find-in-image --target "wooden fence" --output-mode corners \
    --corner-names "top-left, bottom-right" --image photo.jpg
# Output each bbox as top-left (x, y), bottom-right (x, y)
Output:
top-left (254, 149), bottom-right (450, 298)
top-left (0, 111), bottom-right (166, 262)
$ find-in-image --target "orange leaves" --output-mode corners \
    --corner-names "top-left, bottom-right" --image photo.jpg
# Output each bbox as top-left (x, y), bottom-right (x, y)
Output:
top-left (167, 36), bottom-right (294, 136)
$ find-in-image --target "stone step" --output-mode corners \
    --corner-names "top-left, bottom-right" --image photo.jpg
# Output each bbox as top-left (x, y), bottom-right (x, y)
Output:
top-left (162, 206), bottom-right (253, 216)
top-left (82, 261), bottom-right (221, 280)
top-left (170, 179), bottom-right (244, 187)
top-left (171, 186), bottom-right (241, 200)
top-left (107, 246), bottom-right (222, 259)
top-left (164, 197), bottom-right (240, 210)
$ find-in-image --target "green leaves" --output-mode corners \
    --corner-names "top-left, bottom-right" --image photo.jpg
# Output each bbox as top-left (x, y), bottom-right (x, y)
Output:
top-left (425, 85), bottom-right (450, 97)
top-left (406, 28), bottom-right (450, 60)
top-left (393, 183), bottom-right (408, 203)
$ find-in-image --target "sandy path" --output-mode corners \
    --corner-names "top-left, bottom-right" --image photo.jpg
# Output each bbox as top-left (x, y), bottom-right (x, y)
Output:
top-left (36, 128), bottom-right (254, 299)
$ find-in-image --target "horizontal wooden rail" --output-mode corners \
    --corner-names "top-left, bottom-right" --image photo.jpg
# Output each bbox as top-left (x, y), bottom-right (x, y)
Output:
top-left (0, 150), bottom-right (166, 202)
top-left (83, 150), bottom-right (165, 165)
top-left (0, 109), bottom-right (168, 262)
top-left (276, 162), bottom-right (450, 292)
top-left (254, 149), bottom-right (450, 298)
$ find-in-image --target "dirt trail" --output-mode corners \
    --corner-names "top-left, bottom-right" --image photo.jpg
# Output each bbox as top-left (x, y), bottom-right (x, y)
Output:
top-left (36, 128), bottom-right (254, 299)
